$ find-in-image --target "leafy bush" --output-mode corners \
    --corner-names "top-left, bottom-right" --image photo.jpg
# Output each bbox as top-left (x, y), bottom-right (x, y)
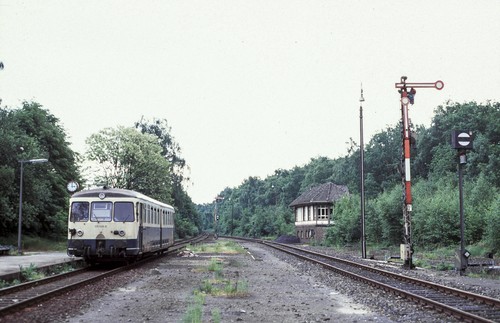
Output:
top-left (324, 195), bottom-right (360, 246)
top-left (484, 196), bottom-right (500, 254)
top-left (19, 263), bottom-right (45, 281)
top-left (412, 176), bottom-right (460, 246)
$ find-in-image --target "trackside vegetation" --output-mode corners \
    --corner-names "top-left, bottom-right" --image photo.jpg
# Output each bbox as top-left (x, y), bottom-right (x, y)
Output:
top-left (0, 100), bottom-right (498, 258)
top-left (201, 101), bottom-right (499, 255)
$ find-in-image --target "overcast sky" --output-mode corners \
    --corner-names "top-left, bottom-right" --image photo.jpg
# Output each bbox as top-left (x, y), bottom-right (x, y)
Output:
top-left (1, 1), bottom-right (499, 204)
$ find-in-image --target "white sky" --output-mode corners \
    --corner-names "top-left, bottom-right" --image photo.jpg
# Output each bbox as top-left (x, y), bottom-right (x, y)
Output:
top-left (1, 1), bottom-right (499, 204)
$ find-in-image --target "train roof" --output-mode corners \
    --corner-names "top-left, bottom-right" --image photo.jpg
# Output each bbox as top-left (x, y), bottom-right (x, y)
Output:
top-left (71, 187), bottom-right (174, 210)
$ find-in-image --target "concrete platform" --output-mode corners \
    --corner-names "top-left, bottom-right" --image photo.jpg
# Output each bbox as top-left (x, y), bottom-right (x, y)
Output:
top-left (0, 252), bottom-right (83, 282)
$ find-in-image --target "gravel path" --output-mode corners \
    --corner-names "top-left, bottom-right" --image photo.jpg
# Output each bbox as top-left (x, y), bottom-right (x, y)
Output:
top-left (1, 239), bottom-right (498, 323)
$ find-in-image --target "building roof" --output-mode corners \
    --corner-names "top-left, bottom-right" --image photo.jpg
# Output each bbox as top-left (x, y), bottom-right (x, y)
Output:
top-left (289, 182), bottom-right (349, 207)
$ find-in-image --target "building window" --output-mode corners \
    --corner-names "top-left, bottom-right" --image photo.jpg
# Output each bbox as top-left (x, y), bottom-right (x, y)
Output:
top-left (317, 206), bottom-right (330, 220)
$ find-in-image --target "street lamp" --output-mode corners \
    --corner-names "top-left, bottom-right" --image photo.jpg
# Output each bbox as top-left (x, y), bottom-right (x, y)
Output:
top-left (18, 158), bottom-right (48, 255)
top-left (359, 85), bottom-right (367, 259)
top-left (229, 197), bottom-right (234, 236)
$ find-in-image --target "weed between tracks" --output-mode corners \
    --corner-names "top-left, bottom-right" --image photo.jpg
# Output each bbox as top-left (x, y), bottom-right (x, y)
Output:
top-left (182, 241), bottom-right (249, 323)
top-left (200, 258), bottom-right (249, 296)
top-left (188, 240), bottom-right (246, 254)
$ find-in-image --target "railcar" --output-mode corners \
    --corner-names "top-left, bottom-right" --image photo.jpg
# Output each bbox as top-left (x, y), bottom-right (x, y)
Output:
top-left (67, 187), bottom-right (175, 263)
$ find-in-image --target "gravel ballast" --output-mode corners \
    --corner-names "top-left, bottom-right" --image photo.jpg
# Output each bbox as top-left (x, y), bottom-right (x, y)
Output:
top-left (1, 239), bottom-right (498, 322)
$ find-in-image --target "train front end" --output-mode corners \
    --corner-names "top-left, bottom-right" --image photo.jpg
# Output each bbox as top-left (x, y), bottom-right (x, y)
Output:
top-left (67, 188), bottom-right (140, 263)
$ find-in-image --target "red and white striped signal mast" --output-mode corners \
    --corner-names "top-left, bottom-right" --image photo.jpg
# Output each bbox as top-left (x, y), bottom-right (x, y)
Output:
top-left (395, 76), bottom-right (444, 269)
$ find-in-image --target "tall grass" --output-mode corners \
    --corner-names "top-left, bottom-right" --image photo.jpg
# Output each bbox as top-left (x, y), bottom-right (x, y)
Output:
top-left (182, 292), bottom-right (205, 323)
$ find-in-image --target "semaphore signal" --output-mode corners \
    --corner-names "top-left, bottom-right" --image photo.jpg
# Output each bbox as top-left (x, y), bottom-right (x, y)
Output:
top-left (395, 76), bottom-right (444, 269)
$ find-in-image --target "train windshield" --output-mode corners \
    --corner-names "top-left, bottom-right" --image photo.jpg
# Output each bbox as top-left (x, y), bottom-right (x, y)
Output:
top-left (91, 202), bottom-right (112, 222)
top-left (70, 202), bottom-right (89, 222)
top-left (114, 202), bottom-right (134, 222)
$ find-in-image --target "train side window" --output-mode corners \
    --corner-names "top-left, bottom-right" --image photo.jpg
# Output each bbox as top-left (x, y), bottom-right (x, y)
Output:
top-left (114, 202), bottom-right (134, 222)
top-left (70, 202), bottom-right (89, 222)
top-left (91, 202), bottom-right (112, 222)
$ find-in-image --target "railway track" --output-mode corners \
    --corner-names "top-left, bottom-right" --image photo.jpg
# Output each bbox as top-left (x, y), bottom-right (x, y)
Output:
top-left (0, 234), bottom-right (208, 317)
top-left (260, 240), bottom-right (500, 323)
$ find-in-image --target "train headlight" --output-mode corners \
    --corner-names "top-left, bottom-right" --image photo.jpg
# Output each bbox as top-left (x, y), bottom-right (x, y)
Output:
top-left (112, 230), bottom-right (126, 237)
top-left (77, 229), bottom-right (84, 237)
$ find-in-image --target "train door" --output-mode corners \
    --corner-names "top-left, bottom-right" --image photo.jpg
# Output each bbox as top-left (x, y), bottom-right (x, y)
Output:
top-left (138, 202), bottom-right (144, 253)
top-left (160, 209), bottom-right (164, 248)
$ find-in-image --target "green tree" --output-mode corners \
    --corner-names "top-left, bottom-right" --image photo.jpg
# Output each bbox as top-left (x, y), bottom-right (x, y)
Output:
top-left (85, 126), bottom-right (172, 203)
top-left (364, 126), bottom-right (401, 194)
top-left (415, 101), bottom-right (500, 185)
top-left (135, 118), bottom-right (188, 184)
top-left (0, 101), bottom-right (81, 239)
top-left (135, 118), bottom-right (201, 237)
top-left (300, 157), bottom-right (336, 192)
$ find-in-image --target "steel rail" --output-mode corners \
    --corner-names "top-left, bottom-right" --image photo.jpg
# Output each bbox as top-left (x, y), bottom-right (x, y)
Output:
top-left (0, 267), bottom-right (118, 316)
top-left (0, 234), bottom-right (209, 317)
top-left (261, 241), bottom-right (499, 323)
top-left (266, 241), bottom-right (500, 307)
top-left (0, 267), bottom-right (89, 297)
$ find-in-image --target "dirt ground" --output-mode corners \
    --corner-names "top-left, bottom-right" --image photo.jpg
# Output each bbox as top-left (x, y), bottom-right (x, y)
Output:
top-left (64, 241), bottom-right (392, 323)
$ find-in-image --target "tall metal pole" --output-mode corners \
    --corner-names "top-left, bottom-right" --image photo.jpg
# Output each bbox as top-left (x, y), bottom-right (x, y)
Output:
top-left (17, 161), bottom-right (25, 255)
top-left (213, 199), bottom-right (218, 238)
top-left (231, 200), bottom-right (234, 236)
top-left (359, 86), bottom-right (366, 259)
top-left (458, 151), bottom-right (466, 274)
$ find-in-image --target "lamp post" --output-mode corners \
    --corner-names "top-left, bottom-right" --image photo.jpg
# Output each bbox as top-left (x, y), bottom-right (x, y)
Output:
top-left (18, 158), bottom-right (48, 255)
top-left (359, 86), bottom-right (367, 259)
top-left (229, 197), bottom-right (234, 236)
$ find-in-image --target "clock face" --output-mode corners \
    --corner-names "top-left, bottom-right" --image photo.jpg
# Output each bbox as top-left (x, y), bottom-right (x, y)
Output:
top-left (67, 181), bottom-right (79, 192)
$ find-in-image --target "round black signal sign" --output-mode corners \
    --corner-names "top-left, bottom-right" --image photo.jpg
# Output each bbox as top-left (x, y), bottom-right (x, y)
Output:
top-left (451, 130), bottom-right (473, 149)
